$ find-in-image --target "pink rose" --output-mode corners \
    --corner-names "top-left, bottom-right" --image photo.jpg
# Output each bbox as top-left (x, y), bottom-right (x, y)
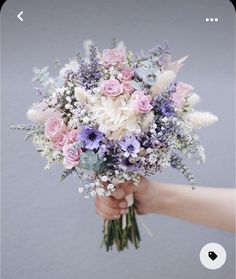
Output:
top-left (101, 79), bottom-right (123, 97)
top-left (176, 82), bottom-right (193, 95)
top-left (173, 82), bottom-right (194, 108)
top-left (62, 143), bottom-right (82, 169)
top-left (52, 133), bottom-right (68, 150)
top-left (132, 91), bottom-right (152, 113)
top-left (122, 81), bottom-right (134, 94)
top-left (67, 129), bottom-right (80, 143)
top-left (102, 48), bottom-right (126, 67)
top-left (118, 67), bottom-right (134, 81)
top-left (45, 117), bottom-right (66, 140)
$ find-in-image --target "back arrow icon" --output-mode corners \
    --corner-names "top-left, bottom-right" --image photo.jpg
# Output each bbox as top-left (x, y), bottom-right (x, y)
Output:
top-left (17, 11), bottom-right (23, 21)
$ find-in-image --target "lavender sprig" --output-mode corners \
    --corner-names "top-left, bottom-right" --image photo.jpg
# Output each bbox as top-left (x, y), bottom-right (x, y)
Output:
top-left (78, 44), bottom-right (101, 90)
top-left (170, 153), bottom-right (195, 184)
top-left (10, 124), bottom-right (38, 131)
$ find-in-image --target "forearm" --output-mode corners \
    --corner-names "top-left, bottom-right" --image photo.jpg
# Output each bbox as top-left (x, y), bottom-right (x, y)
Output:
top-left (153, 182), bottom-right (235, 232)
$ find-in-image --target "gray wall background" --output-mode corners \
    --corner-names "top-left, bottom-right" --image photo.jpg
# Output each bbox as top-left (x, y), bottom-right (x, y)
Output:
top-left (1, 0), bottom-right (235, 278)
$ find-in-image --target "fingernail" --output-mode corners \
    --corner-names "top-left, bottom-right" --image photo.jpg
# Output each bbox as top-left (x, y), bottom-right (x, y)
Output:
top-left (120, 209), bottom-right (128, 215)
top-left (119, 202), bottom-right (127, 208)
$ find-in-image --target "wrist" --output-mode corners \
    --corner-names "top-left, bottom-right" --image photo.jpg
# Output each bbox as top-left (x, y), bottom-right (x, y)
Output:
top-left (151, 181), bottom-right (172, 214)
top-left (141, 178), bottom-right (162, 214)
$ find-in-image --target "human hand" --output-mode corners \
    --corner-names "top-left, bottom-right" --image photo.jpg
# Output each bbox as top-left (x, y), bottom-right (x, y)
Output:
top-left (95, 177), bottom-right (158, 220)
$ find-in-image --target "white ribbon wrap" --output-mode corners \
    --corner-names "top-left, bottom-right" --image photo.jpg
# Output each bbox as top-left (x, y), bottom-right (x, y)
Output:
top-left (121, 194), bottom-right (153, 237)
top-left (105, 193), bottom-right (153, 238)
top-left (122, 193), bottom-right (134, 230)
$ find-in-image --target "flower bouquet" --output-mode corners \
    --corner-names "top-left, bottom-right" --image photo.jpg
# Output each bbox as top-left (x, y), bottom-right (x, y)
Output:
top-left (12, 40), bottom-right (217, 251)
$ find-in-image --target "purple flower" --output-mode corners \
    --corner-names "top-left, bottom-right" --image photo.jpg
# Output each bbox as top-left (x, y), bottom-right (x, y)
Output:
top-left (119, 136), bottom-right (140, 158)
top-left (157, 54), bottom-right (167, 66)
top-left (79, 126), bottom-right (103, 149)
top-left (34, 87), bottom-right (43, 97)
top-left (78, 44), bottom-right (101, 90)
top-left (122, 158), bottom-right (141, 171)
top-left (160, 101), bottom-right (175, 117)
top-left (168, 82), bottom-right (177, 93)
top-left (98, 144), bottom-right (107, 158)
top-left (151, 135), bottom-right (160, 147)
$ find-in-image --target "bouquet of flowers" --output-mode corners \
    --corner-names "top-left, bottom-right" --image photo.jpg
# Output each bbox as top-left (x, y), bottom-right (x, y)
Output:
top-left (12, 40), bottom-right (217, 251)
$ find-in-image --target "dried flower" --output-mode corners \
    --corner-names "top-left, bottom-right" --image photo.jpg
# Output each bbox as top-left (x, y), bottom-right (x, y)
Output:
top-left (187, 112), bottom-right (218, 129)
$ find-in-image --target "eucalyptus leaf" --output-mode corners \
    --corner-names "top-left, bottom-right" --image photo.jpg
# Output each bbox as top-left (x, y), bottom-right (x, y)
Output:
top-left (32, 66), bottom-right (50, 83)
top-left (142, 60), bottom-right (153, 67)
top-left (32, 67), bottom-right (40, 74)
top-left (79, 151), bottom-right (102, 171)
top-left (130, 80), bottom-right (143, 90)
top-left (148, 66), bottom-right (158, 75)
top-left (135, 67), bottom-right (149, 79)
top-left (143, 77), bottom-right (155, 86)
top-left (43, 83), bottom-right (55, 96)
top-left (60, 169), bottom-right (74, 181)
top-left (41, 66), bottom-right (49, 73)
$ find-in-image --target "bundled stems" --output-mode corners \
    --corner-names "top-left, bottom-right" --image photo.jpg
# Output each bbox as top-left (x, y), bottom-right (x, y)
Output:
top-left (101, 204), bottom-right (141, 251)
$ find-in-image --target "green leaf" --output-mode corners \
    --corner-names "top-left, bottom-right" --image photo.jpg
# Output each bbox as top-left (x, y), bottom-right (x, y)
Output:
top-left (143, 77), bottom-right (155, 86)
top-left (60, 169), bottom-right (74, 181)
top-left (130, 80), bottom-right (143, 90)
top-left (135, 67), bottom-right (149, 79)
top-left (79, 151), bottom-right (102, 171)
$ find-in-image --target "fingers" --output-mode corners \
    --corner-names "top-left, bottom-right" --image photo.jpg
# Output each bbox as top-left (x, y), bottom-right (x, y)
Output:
top-left (112, 181), bottom-right (137, 199)
top-left (99, 195), bottom-right (126, 208)
top-left (112, 188), bottom-right (125, 199)
top-left (95, 178), bottom-right (145, 220)
top-left (95, 195), bottom-right (128, 220)
top-left (103, 181), bottom-right (134, 199)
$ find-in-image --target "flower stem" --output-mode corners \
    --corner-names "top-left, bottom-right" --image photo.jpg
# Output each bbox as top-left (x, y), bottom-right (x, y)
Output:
top-left (101, 204), bottom-right (141, 251)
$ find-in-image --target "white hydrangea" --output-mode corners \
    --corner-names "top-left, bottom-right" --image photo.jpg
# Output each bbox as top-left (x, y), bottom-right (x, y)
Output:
top-left (74, 86), bottom-right (95, 105)
top-left (87, 95), bottom-right (140, 140)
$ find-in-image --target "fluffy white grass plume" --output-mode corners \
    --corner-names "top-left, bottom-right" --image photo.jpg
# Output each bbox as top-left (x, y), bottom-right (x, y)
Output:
top-left (188, 111), bottom-right (218, 129)
top-left (27, 94), bottom-right (62, 124)
top-left (164, 55), bottom-right (188, 74)
top-left (141, 112), bottom-right (154, 131)
top-left (117, 40), bottom-right (126, 51)
top-left (151, 70), bottom-right (176, 96)
top-left (188, 93), bottom-right (201, 106)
